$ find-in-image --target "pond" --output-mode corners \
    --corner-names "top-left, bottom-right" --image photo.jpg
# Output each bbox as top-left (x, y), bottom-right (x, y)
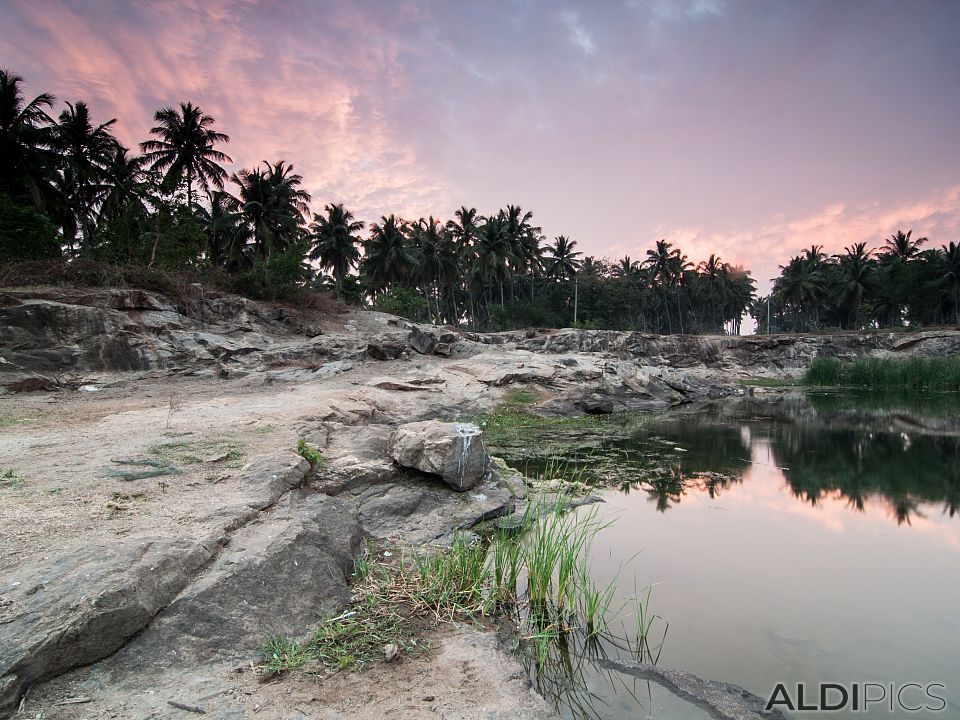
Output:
top-left (501, 391), bottom-right (960, 719)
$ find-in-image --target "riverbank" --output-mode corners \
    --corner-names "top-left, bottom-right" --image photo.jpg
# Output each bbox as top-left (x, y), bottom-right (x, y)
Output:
top-left (2, 285), bottom-right (957, 719)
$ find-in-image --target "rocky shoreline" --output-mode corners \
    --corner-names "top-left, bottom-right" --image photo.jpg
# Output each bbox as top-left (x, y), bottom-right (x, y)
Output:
top-left (1, 286), bottom-right (957, 719)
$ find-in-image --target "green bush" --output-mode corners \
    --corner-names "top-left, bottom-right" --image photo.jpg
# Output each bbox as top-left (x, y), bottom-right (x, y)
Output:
top-left (373, 287), bottom-right (427, 320)
top-left (0, 193), bottom-right (60, 262)
top-left (231, 243), bottom-right (309, 301)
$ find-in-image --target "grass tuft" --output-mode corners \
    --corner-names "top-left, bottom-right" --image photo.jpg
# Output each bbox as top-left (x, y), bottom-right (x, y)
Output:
top-left (1, 469), bottom-right (23, 488)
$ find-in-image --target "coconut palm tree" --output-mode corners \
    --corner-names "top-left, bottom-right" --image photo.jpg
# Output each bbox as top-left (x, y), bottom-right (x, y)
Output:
top-left (195, 190), bottom-right (248, 270)
top-left (472, 213), bottom-right (515, 312)
top-left (613, 256), bottom-right (637, 279)
top-left (309, 203), bottom-right (364, 298)
top-left (53, 101), bottom-right (119, 251)
top-left (937, 241), bottom-right (960, 324)
top-left (0, 69), bottom-right (56, 207)
top-left (835, 242), bottom-right (875, 328)
top-left (412, 216), bottom-right (458, 322)
top-left (773, 254), bottom-right (826, 331)
top-left (446, 206), bottom-right (480, 250)
top-left (232, 160), bottom-right (311, 258)
top-left (544, 235), bottom-right (582, 279)
top-left (97, 146), bottom-right (151, 224)
top-left (362, 214), bottom-right (417, 291)
top-left (882, 229), bottom-right (926, 261)
top-left (645, 239), bottom-right (687, 333)
top-left (503, 204), bottom-right (544, 298)
top-left (140, 102), bottom-right (232, 208)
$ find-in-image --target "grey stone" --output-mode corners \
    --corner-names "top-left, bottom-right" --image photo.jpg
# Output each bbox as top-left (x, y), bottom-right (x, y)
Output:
top-left (409, 327), bottom-right (438, 355)
top-left (434, 342), bottom-right (452, 356)
top-left (388, 420), bottom-right (491, 491)
top-left (366, 342), bottom-right (405, 360)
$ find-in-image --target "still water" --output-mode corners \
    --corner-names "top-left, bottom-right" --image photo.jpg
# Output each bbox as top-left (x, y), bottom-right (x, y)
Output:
top-left (515, 393), bottom-right (960, 719)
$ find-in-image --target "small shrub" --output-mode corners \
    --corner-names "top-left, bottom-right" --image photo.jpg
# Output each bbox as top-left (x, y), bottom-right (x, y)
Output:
top-left (296, 438), bottom-right (324, 467)
top-left (373, 287), bottom-right (427, 321)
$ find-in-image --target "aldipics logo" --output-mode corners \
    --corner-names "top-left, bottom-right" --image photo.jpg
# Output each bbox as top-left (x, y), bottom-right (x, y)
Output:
top-left (766, 683), bottom-right (947, 713)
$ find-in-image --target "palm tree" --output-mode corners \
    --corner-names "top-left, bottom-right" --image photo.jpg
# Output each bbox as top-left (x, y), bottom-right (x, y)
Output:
top-left (140, 102), bottom-right (232, 208)
top-left (446, 206), bottom-right (480, 250)
top-left (698, 254), bottom-right (727, 330)
top-left (503, 204), bottom-right (543, 299)
top-left (362, 214), bottom-right (417, 291)
top-left (773, 254), bottom-right (826, 331)
top-left (98, 146), bottom-right (151, 223)
top-left (613, 256), bottom-right (637, 279)
top-left (645, 239), bottom-right (687, 333)
top-left (53, 101), bottom-right (119, 251)
top-left (0, 69), bottom-right (56, 207)
top-left (472, 214), bottom-right (515, 312)
top-left (195, 190), bottom-right (248, 270)
top-left (309, 203), bottom-right (364, 298)
top-left (544, 235), bottom-right (582, 279)
top-left (232, 160), bottom-right (311, 258)
top-left (937, 241), bottom-right (960, 324)
top-left (835, 242), bottom-right (875, 328)
top-left (883, 230), bottom-right (926, 260)
top-left (412, 216), bottom-right (458, 322)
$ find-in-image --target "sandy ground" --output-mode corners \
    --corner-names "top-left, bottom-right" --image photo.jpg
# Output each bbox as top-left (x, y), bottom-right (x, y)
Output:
top-left (22, 622), bottom-right (554, 720)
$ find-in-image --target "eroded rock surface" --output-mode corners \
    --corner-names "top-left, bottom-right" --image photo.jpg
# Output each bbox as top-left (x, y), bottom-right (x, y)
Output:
top-left (3, 284), bottom-right (959, 719)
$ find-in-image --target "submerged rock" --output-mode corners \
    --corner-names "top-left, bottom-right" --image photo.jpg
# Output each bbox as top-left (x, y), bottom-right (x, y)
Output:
top-left (388, 420), bottom-right (491, 491)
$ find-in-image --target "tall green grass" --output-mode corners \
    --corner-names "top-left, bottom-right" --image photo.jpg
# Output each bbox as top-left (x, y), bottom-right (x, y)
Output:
top-left (263, 493), bottom-right (657, 679)
top-left (804, 356), bottom-right (960, 392)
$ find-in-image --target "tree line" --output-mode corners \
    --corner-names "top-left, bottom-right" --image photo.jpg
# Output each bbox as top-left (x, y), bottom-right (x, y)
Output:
top-left (755, 232), bottom-right (960, 332)
top-left (2, 69), bottom-right (955, 333)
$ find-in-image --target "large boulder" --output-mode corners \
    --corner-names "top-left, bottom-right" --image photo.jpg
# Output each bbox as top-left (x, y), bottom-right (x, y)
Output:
top-left (409, 327), bottom-right (438, 355)
top-left (388, 421), bottom-right (491, 491)
top-left (367, 341), bottom-right (406, 360)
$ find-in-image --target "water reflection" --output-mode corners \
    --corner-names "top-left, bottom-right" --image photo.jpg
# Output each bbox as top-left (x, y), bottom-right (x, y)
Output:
top-left (500, 391), bottom-right (960, 719)
top-left (536, 393), bottom-right (960, 525)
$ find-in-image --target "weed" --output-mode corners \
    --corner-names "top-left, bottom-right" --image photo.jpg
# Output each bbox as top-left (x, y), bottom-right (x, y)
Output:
top-left (1, 469), bottom-right (22, 488)
top-left (262, 636), bottom-right (311, 675)
top-left (297, 438), bottom-right (324, 467)
top-left (262, 561), bottom-right (419, 675)
top-left (499, 388), bottom-right (540, 412)
top-left (106, 458), bottom-right (182, 480)
top-left (166, 394), bottom-right (182, 428)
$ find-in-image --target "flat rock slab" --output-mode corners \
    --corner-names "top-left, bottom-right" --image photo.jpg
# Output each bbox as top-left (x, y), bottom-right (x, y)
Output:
top-left (108, 490), bottom-right (363, 669)
top-left (0, 534), bottom-right (220, 713)
top-left (0, 452), bottom-right (311, 714)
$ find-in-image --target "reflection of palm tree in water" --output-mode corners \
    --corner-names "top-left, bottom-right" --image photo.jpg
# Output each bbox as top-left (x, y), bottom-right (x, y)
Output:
top-left (888, 495), bottom-right (925, 526)
top-left (645, 466), bottom-right (687, 512)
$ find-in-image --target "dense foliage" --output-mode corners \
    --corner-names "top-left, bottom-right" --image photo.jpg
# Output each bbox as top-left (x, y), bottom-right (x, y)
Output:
top-left (753, 235), bottom-right (960, 331)
top-left (2, 69), bottom-right (955, 333)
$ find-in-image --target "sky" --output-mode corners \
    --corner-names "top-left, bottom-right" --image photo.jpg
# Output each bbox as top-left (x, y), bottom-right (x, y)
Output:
top-left (3, 0), bottom-right (960, 293)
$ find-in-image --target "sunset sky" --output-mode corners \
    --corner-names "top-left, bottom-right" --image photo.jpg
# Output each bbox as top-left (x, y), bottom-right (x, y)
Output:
top-left (3, 0), bottom-right (959, 291)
